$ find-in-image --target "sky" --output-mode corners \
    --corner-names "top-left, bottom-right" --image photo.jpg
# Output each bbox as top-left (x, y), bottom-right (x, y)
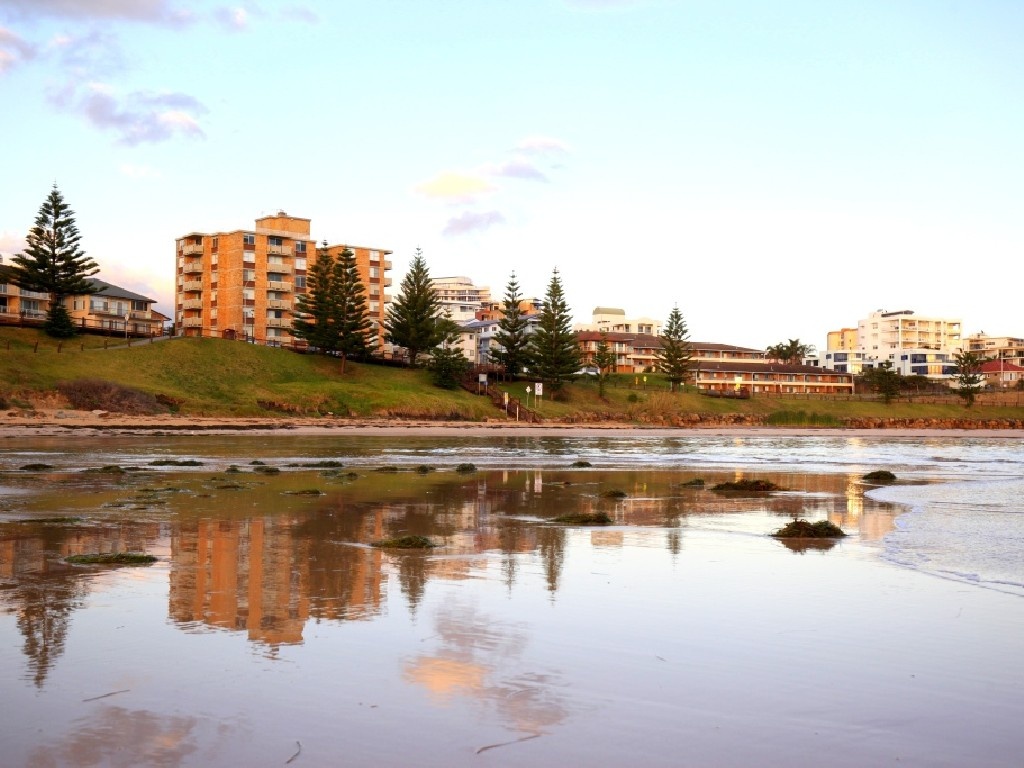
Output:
top-left (2, 0), bottom-right (1022, 350)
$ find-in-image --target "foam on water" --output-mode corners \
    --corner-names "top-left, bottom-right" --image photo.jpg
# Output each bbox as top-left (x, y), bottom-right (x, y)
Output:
top-left (868, 478), bottom-right (1024, 597)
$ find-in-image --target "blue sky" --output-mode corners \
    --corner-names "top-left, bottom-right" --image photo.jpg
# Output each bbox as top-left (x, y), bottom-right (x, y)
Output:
top-left (2, 0), bottom-right (1022, 349)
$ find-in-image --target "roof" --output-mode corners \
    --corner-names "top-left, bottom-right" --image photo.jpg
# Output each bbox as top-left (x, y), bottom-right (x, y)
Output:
top-left (575, 330), bottom-right (763, 353)
top-left (979, 360), bottom-right (1024, 373)
top-left (87, 279), bottom-right (155, 303)
top-left (699, 360), bottom-right (852, 376)
top-left (592, 307), bottom-right (626, 315)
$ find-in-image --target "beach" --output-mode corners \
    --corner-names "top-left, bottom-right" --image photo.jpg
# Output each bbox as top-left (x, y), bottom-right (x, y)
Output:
top-left (1, 428), bottom-right (1022, 766)
top-left (3, 408), bottom-right (1024, 438)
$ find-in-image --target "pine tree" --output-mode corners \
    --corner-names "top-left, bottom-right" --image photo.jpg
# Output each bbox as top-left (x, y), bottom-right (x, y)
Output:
top-left (489, 272), bottom-right (532, 377)
top-left (527, 269), bottom-right (581, 390)
top-left (593, 329), bottom-right (617, 398)
top-left (12, 185), bottom-right (100, 338)
top-left (428, 312), bottom-right (470, 389)
top-left (953, 350), bottom-right (984, 407)
top-left (384, 248), bottom-right (440, 367)
top-left (656, 305), bottom-right (693, 392)
top-left (332, 247), bottom-right (373, 372)
top-left (292, 244), bottom-right (340, 354)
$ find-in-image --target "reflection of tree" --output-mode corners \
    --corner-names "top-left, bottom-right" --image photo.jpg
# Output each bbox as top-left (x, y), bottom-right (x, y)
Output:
top-left (13, 575), bottom-right (86, 688)
top-left (402, 600), bottom-right (569, 737)
top-left (397, 553), bottom-right (429, 614)
top-left (536, 525), bottom-right (566, 594)
top-left (29, 706), bottom-right (204, 766)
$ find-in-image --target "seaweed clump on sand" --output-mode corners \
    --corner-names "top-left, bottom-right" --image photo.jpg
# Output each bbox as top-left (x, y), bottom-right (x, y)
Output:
top-left (711, 479), bottom-right (781, 493)
top-left (553, 512), bottom-right (613, 525)
top-left (455, 463), bottom-right (477, 473)
top-left (19, 463), bottom-right (55, 471)
top-left (600, 489), bottom-right (628, 499)
top-left (570, 460), bottom-right (593, 468)
top-left (862, 470), bottom-right (897, 483)
top-left (773, 520), bottom-right (846, 539)
top-left (370, 535), bottom-right (436, 549)
top-left (66, 552), bottom-right (158, 565)
top-left (679, 478), bottom-right (706, 488)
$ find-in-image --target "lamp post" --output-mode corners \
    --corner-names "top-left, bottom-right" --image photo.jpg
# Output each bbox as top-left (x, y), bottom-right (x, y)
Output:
top-left (124, 312), bottom-right (130, 342)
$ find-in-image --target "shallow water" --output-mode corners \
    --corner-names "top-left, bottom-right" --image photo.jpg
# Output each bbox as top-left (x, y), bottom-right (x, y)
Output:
top-left (1, 434), bottom-right (1022, 766)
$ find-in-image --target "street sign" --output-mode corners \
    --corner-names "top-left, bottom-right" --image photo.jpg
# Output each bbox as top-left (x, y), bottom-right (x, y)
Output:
top-left (535, 382), bottom-right (543, 397)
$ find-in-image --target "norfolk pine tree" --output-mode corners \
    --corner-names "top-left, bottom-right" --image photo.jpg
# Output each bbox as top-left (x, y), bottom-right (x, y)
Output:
top-left (384, 248), bottom-right (441, 367)
top-left (490, 272), bottom-right (532, 377)
top-left (593, 329), bottom-right (617, 398)
top-left (428, 312), bottom-right (471, 389)
top-left (527, 269), bottom-right (581, 391)
top-left (953, 350), bottom-right (984, 407)
top-left (656, 305), bottom-right (693, 392)
top-left (12, 185), bottom-right (100, 338)
top-left (332, 247), bottom-right (373, 372)
top-left (292, 243), bottom-right (340, 354)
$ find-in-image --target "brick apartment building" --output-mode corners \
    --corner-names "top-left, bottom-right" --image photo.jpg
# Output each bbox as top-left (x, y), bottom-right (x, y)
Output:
top-left (174, 212), bottom-right (392, 348)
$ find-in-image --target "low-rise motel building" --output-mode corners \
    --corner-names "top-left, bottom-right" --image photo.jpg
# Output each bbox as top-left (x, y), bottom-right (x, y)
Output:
top-left (174, 213), bottom-right (392, 348)
top-left (576, 331), bottom-right (854, 395)
top-left (0, 261), bottom-right (164, 336)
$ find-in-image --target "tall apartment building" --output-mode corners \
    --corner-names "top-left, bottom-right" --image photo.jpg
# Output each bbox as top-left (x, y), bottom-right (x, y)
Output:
top-left (575, 307), bottom-right (661, 337)
top-left (432, 276), bottom-right (491, 322)
top-left (822, 309), bottom-right (963, 379)
top-left (175, 212), bottom-right (392, 347)
top-left (964, 332), bottom-right (1024, 368)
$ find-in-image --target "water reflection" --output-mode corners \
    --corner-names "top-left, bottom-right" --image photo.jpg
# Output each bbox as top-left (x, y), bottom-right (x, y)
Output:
top-left (403, 599), bottom-right (569, 736)
top-left (2, 466), bottom-right (900, 664)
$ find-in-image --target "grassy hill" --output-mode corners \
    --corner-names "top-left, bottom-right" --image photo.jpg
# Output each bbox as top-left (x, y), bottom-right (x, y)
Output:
top-left (1, 327), bottom-right (1022, 424)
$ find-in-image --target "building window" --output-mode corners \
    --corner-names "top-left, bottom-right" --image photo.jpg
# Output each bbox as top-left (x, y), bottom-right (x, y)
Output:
top-left (295, 241), bottom-right (307, 254)
top-left (243, 270), bottom-right (255, 282)
top-left (243, 233), bottom-right (255, 246)
top-left (294, 276), bottom-right (306, 289)
top-left (295, 258), bottom-right (306, 270)
top-left (269, 236), bottom-right (283, 247)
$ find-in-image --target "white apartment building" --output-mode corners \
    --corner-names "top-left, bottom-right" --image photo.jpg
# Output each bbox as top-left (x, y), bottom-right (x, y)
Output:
top-left (823, 309), bottom-right (963, 379)
top-left (965, 332), bottom-right (1024, 368)
top-left (575, 307), bottom-right (661, 337)
top-left (432, 276), bottom-right (491, 323)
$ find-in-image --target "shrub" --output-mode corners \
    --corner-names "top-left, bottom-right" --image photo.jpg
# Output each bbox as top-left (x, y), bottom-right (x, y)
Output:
top-left (56, 379), bottom-right (166, 415)
top-left (455, 463), bottom-right (477, 473)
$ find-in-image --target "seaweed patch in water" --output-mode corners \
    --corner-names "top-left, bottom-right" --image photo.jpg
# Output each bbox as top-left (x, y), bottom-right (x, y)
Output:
top-left (773, 519), bottom-right (846, 539)
top-left (371, 535), bottom-right (437, 549)
top-left (554, 512), bottom-right (613, 525)
top-left (65, 552), bottom-right (157, 565)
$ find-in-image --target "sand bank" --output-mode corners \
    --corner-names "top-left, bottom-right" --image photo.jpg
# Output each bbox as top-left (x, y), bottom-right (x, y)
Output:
top-left (2, 409), bottom-right (1023, 439)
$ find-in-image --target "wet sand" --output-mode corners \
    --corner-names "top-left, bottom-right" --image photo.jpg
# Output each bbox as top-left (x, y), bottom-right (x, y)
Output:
top-left (2, 409), bottom-right (1023, 438)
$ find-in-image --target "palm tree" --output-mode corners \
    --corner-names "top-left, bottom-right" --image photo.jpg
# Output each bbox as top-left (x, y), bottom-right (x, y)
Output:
top-left (766, 338), bottom-right (815, 365)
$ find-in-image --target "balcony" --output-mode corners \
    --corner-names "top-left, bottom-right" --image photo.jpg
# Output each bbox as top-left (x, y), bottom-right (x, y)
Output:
top-left (267, 244), bottom-right (292, 256)
top-left (267, 299), bottom-right (291, 310)
top-left (266, 281), bottom-right (292, 292)
top-left (130, 309), bottom-right (152, 320)
top-left (184, 281), bottom-right (203, 292)
top-left (182, 261), bottom-right (204, 274)
top-left (383, 277), bottom-right (393, 287)
top-left (266, 262), bottom-right (293, 274)
top-left (19, 290), bottom-right (50, 300)
top-left (182, 317), bottom-right (203, 328)
top-left (265, 317), bottom-right (290, 328)
top-left (182, 243), bottom-right (203, 256)
top-left (181, 299), bottom-right (203, 310)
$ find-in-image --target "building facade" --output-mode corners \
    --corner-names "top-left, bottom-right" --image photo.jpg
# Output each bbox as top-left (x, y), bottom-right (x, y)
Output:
top-left (575, 307), bottom-right (661, 337)
top-left (0, 263), bottom-right (163, 336)
top-left (964, 333), bottom-right (1024, 369)
top-left (823, 309), bottom-right (964, 380)
top-left (175, 213), bottom-right (391, 347)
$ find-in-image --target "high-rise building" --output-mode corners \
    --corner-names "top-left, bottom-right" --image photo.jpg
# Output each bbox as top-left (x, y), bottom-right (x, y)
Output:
top-left (174, 212), bottom-right (391, 347)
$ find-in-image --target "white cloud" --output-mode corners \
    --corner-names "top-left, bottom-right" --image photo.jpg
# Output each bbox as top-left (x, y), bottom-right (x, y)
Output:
top-left (0, 0), bottom-right (194, 26)
top-left (214, 6), bottom-right (249, 31)
top-left (514, 135), bottom-right (571, 156)
top-left (49, 82), bottom-right (208, 145)
top-left (0, 26), bottom-right (36, 74)
top-left (414, 172), bottom-right (495, 204)
top-left (482, 158), bottom-right (549, 182)
top-left (0, 231), bottom-right (28, 256)
top-left (443, 210), bottom-right (506, 237)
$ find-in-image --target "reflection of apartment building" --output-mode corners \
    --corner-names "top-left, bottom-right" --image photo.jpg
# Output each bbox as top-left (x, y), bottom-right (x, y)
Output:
top-left (823, 309), bottom-right (963, 379)
top-left (0, 263), bottom-right (163, 336)
top-left (174, 213), bottom-right (392, 347)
